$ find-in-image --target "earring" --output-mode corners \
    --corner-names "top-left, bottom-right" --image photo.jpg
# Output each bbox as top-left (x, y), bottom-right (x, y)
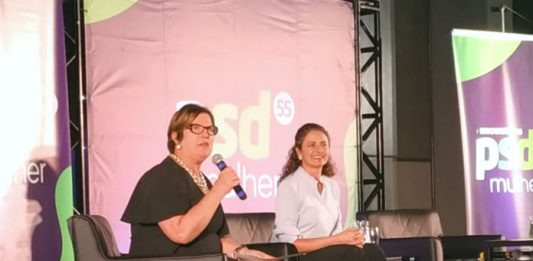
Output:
top-left (175, 144), bottom-right (182, 150)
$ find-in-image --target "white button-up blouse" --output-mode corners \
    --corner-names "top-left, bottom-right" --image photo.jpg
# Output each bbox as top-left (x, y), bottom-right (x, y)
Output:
top-left (271, 166), bottom-right (343, 243)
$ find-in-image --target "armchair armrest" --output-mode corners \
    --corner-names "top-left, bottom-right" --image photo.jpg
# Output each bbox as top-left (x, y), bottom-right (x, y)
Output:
top-left (246, 242), bottom-right (298, 261)
top-left (379, 237), bottom-right (442, 261)
top-left (441, 234), bottom-right (503, 259)
top-left (117, 254), bottom-right (226, 261)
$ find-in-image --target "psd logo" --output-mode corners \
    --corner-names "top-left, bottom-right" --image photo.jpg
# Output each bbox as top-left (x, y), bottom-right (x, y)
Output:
top-left (476, 128), bottom-right (533, 181)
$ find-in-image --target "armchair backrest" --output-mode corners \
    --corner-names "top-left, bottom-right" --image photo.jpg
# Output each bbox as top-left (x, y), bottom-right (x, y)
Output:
top-left (360, 209), bottom-right (444, 261)
top-left (225, 213), bottom-right (299, 261)
top-left (364, 209), bottom-right (443, 238)
top-left (68, 214), bottom-right (121, 261)
top-left (225, 213), bottom-right (275, 244)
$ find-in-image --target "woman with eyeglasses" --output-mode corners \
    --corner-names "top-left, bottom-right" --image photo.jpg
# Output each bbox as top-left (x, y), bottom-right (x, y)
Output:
top-left (271, 123), bottom-right (385, 261)
top-left (121, 103), bottom-right (271, 259)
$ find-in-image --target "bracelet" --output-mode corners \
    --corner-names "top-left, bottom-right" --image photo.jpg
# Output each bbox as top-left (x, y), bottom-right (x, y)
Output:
top-left (232, 245), bottom-right (246, 258)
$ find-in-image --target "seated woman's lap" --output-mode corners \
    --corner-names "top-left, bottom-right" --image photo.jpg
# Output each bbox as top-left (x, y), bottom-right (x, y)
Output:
top-left (301, 245), bottom-right (365, 261)
top-left (300, 244), bottom-right (385, 261)
top-left (363, 244), bottom-right (386, 261)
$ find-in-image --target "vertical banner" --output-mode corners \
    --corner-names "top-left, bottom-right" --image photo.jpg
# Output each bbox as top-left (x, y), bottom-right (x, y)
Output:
top-left (453, 29), bottom-right (533, 239)
top-left (84, 0), bottom-right (357, 251)
top-left (0, 0), bottom-right (74, 260)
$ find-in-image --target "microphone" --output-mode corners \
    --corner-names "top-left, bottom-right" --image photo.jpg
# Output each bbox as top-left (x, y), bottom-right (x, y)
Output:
top-left (211, 154), bottom-right (247, 200)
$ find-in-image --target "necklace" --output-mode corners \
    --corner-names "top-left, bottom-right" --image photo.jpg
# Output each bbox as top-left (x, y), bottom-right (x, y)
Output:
top-left (168, 154), bottom-right (209, 194)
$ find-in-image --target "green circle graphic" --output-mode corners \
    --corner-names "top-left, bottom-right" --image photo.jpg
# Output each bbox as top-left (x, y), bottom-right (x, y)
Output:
top-left (452, 31), bottom-right (521, 82)
top-left (84, 0), bottom-right (138, 24)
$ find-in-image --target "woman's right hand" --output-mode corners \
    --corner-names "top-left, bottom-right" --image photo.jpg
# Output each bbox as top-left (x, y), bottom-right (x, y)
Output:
top-left (335, 228), bottom-right (365, 248)
top-left (238, 248), bottom-right (276, 260)
top-left (212, 166), bottom-right (241, 195)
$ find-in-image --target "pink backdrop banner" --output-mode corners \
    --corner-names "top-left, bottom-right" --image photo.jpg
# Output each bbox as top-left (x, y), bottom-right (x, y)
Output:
top-left (85, 0), bottom-right (357, 251)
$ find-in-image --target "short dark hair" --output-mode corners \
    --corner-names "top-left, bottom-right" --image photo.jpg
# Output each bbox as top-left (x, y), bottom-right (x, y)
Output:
top-left (166, 104), bottom-right (215, 153)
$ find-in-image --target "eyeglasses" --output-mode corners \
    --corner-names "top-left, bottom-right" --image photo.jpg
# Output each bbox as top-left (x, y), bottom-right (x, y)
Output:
top-left (187, 124), bottom-right (218, 136)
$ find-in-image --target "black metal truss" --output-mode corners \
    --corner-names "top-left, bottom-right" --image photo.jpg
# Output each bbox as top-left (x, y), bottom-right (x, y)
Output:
top-left (63, 0), bottom-right (89, 214)
top-left (358, 0), bottom-right (384, 211)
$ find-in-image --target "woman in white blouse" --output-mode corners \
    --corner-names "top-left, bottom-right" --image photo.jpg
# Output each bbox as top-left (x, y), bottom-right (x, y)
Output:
top-left (271, 123), bottom-right (385, 261)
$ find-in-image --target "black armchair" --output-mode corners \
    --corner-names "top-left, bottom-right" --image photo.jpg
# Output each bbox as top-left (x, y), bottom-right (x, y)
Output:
top-left (361, 209), bottom-right (502, 261)
top-left (67, 215), bottom-right (225, 261)
top-left (441, 235), bottom-right (503, 260)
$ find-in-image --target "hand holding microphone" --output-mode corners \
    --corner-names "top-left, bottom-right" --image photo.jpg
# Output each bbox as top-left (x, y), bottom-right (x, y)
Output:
top-left (212, 154), bottom-right (247, 200)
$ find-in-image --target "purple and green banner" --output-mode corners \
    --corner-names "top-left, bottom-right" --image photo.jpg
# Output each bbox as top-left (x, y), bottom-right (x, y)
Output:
top-left (0, 0), bottom-right (74, 260)
top-left (453, 29), bottom-right (533, 239)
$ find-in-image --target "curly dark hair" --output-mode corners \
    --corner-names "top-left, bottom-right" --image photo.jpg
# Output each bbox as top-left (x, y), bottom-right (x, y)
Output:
top-left (278, 123), bottom-right (336, 184)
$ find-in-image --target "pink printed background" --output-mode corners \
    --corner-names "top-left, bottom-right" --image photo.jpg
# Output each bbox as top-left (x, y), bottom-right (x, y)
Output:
top-left (85, 0), bottom-right (357, 251)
